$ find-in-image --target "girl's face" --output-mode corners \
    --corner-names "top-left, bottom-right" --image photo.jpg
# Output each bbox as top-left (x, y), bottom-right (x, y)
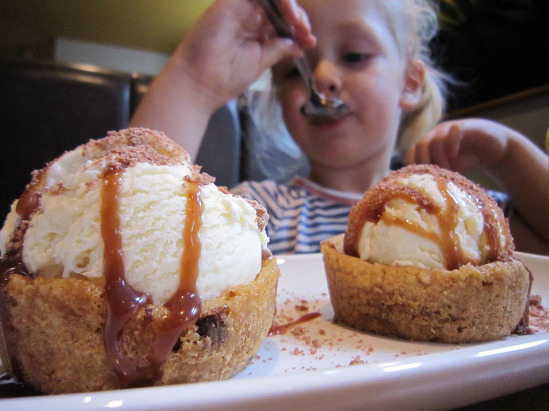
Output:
top-left (273, 0), bottom-right (424, 190)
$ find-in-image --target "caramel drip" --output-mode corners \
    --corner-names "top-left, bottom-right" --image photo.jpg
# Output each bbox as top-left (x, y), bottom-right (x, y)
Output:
top-left (478, 200), bottom-right (499, 264)
top-left (152, 179), bottom-right (203, 375)
top-left (16, 168), bottom-right (46, 220)
top-left (268, 312), bottom-right (322, 336)
top-left (380, 179), bottom-right (476, 270)
top-left (101, 169), bottom-right (204, 386)
top-left (101, 167), bottom-right (150, 385)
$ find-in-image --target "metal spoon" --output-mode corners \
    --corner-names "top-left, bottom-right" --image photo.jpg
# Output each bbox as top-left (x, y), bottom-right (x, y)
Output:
top-left (258, 0), bottom-right (351, 121)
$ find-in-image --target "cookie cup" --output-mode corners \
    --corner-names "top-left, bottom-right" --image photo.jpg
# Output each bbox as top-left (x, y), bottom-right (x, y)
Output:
top-left (1, 257), bottom-right (279, 394)
top-left (321, 235), bottom-right (530, 343)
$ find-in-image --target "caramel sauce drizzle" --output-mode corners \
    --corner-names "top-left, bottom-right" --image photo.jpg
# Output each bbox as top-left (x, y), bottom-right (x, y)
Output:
top-left (268, 312), bottom-right (321, 336)
top-left (101, 168), bottom-right (151, 385)
top-left (101, 168), bottom-right (203, 386)
top-left (379, 178), bottom-right (496, 271)
top-left (152, 179), bottom-right (202, 374)
top-left (15, 168), bottom-right (47, 221)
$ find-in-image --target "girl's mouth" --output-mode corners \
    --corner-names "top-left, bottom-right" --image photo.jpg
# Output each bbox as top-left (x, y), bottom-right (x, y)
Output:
top-left (309, 113), bottom-right (351, 129)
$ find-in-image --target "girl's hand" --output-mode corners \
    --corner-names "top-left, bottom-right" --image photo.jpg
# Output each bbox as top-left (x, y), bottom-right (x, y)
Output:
top-left (407, 119), bottom-right (517, 172)
top-left (175, 0), bottom-right (316, 111)
top-left (406, 118), bottom-right (511, 173)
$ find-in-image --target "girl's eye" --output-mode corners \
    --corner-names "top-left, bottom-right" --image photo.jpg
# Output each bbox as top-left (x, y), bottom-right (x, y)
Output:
top-left (272, 63), bottom-right (300, 84)
top-left (284, 67), bottom-right (300, 79)
top-left (341, 53), bottom-right (371, 64)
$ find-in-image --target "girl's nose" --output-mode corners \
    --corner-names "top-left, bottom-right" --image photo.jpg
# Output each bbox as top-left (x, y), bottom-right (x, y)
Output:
top-left (311, 60), bottom-right (342, 96)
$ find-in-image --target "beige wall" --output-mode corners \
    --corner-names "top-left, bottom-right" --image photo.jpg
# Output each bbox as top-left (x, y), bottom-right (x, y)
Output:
top-left (0, 0), bottom-right (214, 58)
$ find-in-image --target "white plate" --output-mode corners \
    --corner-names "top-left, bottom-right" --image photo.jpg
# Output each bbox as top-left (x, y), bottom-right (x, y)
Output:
top-left (1, 251), bottom-right (549, 410)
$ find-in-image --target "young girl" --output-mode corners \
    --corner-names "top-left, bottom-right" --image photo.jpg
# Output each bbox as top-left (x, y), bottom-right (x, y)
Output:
top-left (130, 0), bottom-right (548, 254)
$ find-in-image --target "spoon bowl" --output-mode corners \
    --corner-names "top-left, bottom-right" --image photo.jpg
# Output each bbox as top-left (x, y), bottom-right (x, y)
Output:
top-left (258, 0), bottom-right (351, 122)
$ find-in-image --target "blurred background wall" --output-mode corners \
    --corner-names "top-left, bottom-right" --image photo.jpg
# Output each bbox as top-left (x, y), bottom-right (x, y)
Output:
top-left (0, 0), bottom-right (214, 74)
top-left (1, 0), bottom-right (548, 107)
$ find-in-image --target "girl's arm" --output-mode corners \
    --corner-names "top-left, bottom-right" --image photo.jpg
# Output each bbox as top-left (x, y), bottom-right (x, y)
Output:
top-left (130, 0), bottom-right (315, 159)
top-left (407, 118), bottom-right (549, 250)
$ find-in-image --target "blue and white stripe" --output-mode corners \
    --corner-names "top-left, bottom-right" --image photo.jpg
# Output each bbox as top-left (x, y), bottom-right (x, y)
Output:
top-left (231, 177), bottom-right (360, 254)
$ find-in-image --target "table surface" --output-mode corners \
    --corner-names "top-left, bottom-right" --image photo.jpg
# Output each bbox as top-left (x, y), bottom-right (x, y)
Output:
top-left (457, 382), bottom-right (549, 410)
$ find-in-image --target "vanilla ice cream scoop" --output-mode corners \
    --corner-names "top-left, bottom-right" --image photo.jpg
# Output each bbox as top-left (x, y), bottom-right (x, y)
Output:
top-left (344, 165), bottom-right (513, 270)
top-left (0, 128), bottom-right (269, 304)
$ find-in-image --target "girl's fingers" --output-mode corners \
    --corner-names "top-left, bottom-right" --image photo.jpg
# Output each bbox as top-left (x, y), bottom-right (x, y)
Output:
top-left (429, 136), bottom-right (451, 169)
top-left (274, 0), bottom-right (316, 48)
top-left (406, 144), bottom-right (416, 165)
top-left (259, 37), bottom-right (302, 69)
top-left (292, 9), bottom-right (316, 48)
top-left (407, 134), bottom-right (432, 165)
top-left (428, 124), bottom-right (465, 170)
top-left (414, 139), bottom-right (432, 164)
top-left (444, 123), bottom-right (463, 159)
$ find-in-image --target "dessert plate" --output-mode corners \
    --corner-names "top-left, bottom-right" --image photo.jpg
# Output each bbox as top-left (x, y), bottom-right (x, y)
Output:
top-left (1, 251), bottom-right (548, 410)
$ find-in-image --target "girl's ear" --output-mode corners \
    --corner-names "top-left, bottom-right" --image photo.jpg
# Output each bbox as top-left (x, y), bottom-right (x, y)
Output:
top-left (399, 60), bottom-right (426, 111)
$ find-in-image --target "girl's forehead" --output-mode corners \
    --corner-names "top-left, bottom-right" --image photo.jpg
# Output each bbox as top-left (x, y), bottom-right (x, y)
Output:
top-left (298, 0), bottom-right (395, 45)
top-left (299, 0), bottom-right (388, 32)
top-left (299, 0), bottom-right (383, 17)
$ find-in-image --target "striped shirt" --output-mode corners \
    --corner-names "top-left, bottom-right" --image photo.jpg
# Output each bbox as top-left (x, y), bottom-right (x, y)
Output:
top-left (231, 177), bottom-right (361, 254)
top-left (231, 177), bottom-right (510, 255)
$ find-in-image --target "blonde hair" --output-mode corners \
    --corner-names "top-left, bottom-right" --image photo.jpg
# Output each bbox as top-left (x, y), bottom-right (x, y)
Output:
top-left (378, 0), bottom-right (449, 158)
top-left (242, 0), bottom-right (449, 182)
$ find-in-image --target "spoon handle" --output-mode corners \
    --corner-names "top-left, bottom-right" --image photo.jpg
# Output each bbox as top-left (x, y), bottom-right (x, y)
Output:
top-left (257, 0), bottom-right (314, 92)
top-left (257, 0), bottom-right (294, 39)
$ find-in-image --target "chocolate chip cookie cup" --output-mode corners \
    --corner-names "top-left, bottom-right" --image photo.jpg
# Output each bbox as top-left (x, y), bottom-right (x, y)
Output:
top-left (321, 235), bottom-right (530, 343)
top-left (1, 257), bottom-right (279, 394)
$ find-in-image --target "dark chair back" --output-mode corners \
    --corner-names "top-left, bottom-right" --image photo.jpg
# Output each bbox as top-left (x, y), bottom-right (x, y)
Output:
top-left (0, 58), bottom-right (132, 216)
